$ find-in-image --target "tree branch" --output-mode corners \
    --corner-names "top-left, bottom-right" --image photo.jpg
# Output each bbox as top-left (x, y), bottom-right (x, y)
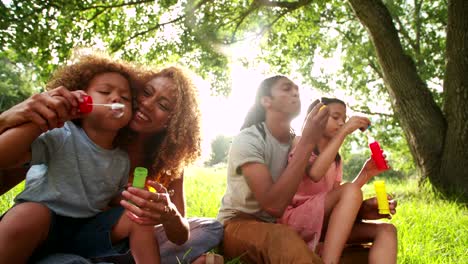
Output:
top-left (109, 0), bottom-right (210, 51)
top-left (393, 14), bottom-right (418, 51)
top-left (86, 8), bottom-right (107, 23)
top-left (413, 0), bottom-right (422, 66)
top-left (348, 105), bottom-right (394, 117)
top-left (254, 0), bottom-right (312, 9)
top-left (368, 59), bottom-right (384, 80)
top-left (231, 3), bottom-right (260, 42)
top-left (78, 0), bottom-right (155, 11)
top-left (110, 15), bottom-right (185, 52)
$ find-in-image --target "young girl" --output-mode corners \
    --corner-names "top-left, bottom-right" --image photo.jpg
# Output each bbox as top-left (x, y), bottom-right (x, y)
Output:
top-left (279, 98), bottom-right (397, 264)
top-left (0, 55), bottom-right (160, 263)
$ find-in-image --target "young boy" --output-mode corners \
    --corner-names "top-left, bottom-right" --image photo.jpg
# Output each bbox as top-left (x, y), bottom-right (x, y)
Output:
top-left (0, 55), bottom-right (160, 264)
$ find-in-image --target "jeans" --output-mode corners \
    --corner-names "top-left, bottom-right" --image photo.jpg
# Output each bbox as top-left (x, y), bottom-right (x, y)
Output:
top-left (34, 217), bottom-right (224, 264)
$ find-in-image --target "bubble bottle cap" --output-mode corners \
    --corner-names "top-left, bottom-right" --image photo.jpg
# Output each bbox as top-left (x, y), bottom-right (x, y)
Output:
top-left (79, 95), bottom-right (93, 114)
top-left (132, 167), bottom-right (148, 189)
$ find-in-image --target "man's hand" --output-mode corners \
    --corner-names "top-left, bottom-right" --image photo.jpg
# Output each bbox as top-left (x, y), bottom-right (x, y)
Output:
top-left (358, 195), bottom-right (397, 220)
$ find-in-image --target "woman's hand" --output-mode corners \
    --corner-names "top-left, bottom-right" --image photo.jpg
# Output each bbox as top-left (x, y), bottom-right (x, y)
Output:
top-left (0, 87), bottom-right (85, 133)
top-left (120, 181), bottom-right (179, 226)
top-left (358, 195), bottom-right (397, 220)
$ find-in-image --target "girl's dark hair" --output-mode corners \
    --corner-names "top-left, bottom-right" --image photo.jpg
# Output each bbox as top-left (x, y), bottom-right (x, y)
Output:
top-left (308, 97), bottom-right (346, 164)
top-left (307, 97), bottom-right (346, 114)
top-left (240, 75), bottom-right (287, 130)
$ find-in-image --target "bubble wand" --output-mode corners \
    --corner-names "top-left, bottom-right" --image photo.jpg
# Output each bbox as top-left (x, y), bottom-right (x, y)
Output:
top-left (78, 95), bottom-right (125, 114)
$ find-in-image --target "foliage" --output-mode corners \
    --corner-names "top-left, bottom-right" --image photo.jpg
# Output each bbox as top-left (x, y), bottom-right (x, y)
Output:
top-left (1, 0), bottom-right (231, 95)
top-left (0, 51), bottom-right (35, 112)
top-left (2, 0), bottom-right (466, 198)
top-left (204, 134), bottom-right (232, 166)
top-left (342, 152), bottom-right (405, 183)
top-left (2, 0), bottom-right (445, 98)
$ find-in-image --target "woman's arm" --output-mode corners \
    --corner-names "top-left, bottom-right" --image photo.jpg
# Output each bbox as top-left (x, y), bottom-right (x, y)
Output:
top-left (0, 87), bottom-right (83, 134)
top-left (119, 176), bottom-right (190, 245)
top-left (0, 123), bottom-right (42, 168)
top-left (0, 168), bottom-right (29, 195)
top-left (161, 176), bottom-right (189, 244)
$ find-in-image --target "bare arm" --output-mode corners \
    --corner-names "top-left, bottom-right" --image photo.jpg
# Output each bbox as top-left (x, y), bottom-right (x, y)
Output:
top-left (309, 116), bottom-right (370, 181)
top-left (0, 123), bottom-right (42, 168)
top-left (120, 176), bottom-right (189, 245)
top-left (0, 87), bottom-right (84, 134)
top-left (243, 104), bottom-right (329, 218)
top-left (161, 176), bottom-right (189, 244)
top-left (308, 129), bottom-right (347, 181)
top-left (357, 196), bottom-right (397, 220)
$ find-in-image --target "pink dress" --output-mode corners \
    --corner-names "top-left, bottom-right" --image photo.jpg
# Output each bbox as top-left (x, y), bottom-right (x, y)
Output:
top-left (279, 151), bottom-right (342, 251)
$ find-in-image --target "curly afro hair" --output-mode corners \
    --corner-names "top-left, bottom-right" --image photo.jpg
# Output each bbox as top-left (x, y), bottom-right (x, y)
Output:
top-left (138, 66), bottom-right (202, 186)
top-left (45, 53), bottom-right (139, 148)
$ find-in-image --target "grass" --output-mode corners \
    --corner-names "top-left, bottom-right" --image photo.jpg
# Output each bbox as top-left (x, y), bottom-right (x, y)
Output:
top-left (184, 167), bottom-right (468, 264)
top-left (2, 167), bottom-right (467, 263)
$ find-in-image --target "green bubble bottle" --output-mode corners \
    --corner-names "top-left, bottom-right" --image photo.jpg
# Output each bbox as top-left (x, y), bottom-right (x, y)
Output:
top-left (132, 167), bottom-right (148, 189)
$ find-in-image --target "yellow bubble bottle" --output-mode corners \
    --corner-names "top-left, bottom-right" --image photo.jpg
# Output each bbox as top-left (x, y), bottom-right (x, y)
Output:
top-left (374, 180), bottom-right (390, 214)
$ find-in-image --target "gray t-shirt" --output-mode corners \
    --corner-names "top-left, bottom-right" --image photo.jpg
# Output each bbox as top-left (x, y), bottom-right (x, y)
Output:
top-left (15, 121), bottom-right (129, 218)
top-left (217, 122), bottom-right (291, 224)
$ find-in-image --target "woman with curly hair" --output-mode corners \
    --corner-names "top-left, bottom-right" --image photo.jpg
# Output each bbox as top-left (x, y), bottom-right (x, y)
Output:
top-left (0, 54), bottom-right (161, 263)
top-left (118, 66), bottom-right (224, 264)
top-left (0, 58), bottom-right (223, 263)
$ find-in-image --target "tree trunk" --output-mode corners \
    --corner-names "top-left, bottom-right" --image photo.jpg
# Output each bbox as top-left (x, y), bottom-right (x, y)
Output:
top-left (348, 0), bottom-right (467, 200)
top-left (440, 0), bottom-right (468, 199)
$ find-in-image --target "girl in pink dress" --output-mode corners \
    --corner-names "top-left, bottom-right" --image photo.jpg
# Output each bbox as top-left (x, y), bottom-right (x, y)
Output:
top-left (279, 98), bottom-right (398, 264)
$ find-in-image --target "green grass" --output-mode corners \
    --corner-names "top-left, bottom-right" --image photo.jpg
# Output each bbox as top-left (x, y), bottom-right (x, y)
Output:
top-left (184, 167), bottom-right (468, 264)
top-left (2, 167), bottom-right (467, 263)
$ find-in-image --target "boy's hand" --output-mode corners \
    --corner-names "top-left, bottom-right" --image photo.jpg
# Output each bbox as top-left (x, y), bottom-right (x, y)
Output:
top-left (301, 101), bottom-right (329, 145)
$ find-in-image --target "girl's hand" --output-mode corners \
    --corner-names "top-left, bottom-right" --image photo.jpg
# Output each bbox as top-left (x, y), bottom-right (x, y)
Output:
top-left (120, 180), bottom-right (179, 226)
top-left (360, 158), bottom-right (382, 182)
top-left (301, 101), bottom-right (329, 145)
top-left (358, 195), bottom-right (397, 220)
top-left (341, 116), bottom-right (370, 135)
top-left (353, 155), bottom-right (390, 187)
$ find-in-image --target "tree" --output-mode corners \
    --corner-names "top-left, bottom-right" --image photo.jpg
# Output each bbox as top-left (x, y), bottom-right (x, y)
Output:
top-left (2, 0), bottom-right (467, 200)
top-left (205, 135), bottom-right (232, 166)
top-left (0, 52), bottom-right (35, 112)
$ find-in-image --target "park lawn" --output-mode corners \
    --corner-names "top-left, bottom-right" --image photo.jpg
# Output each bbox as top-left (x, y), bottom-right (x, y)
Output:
top-left (185, 166), bottom-right (468, 264)
top-left (1, 166), bottom-right (467, 263)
